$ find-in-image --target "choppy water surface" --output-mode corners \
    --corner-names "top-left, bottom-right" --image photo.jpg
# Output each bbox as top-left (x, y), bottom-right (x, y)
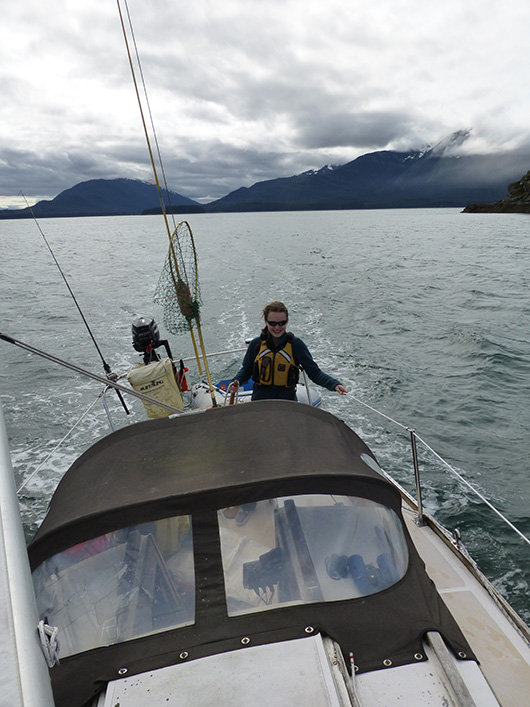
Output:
top-left (0, 208), bottom-right (528, 621)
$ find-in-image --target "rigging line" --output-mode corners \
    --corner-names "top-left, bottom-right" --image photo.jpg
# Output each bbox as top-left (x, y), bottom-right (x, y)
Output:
top-left (414, 432), bottom-right (530, 547)
top-left (0, 331), bottom-right (185, 416)
top-left (349, 390), bottom-right (529, 546)
top-left (122, 0), bottom-right (176, 227)
top-left (17, 395), bottom-right (101, 494)
top-left (117, 0), bottom-right (174, 241)
top-left (20, 192), bottom-right (129, 415)
top-left (118, 0), bottom-right (184, 307)
top-left (117, 5), bottom-right (214, 404)
top-left (20, 192), bottom-right (111, 375)
top-left (119, 2), bottom-right (193, 313)
top-left (122, 8), bottom-right (196, 355)
top-left (347, 391), bottom-right (409, 432)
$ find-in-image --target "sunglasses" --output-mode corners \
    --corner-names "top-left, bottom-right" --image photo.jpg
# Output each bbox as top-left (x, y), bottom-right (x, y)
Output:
top-left (267, 319), bottom-right (287, 327)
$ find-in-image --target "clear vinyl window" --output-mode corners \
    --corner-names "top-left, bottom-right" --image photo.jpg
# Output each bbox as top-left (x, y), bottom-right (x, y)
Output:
top-left (218, 495), bottom-right (408, 616)
top-left (32, 515), bottom-right (194, 657)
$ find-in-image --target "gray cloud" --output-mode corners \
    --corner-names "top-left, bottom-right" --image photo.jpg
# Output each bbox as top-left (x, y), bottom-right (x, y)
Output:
top-left (295, 111), bottom-right (419, 150)
top-left (1, 0), bottom-right (530, 206)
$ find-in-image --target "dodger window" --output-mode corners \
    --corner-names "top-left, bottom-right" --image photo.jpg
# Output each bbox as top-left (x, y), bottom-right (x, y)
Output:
top-left (32, 515), bottom-right (195, 657)
top-left (218, 494), bottom-right (409, 617)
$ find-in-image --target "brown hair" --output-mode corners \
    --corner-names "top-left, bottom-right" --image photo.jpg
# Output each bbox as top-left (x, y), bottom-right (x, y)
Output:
top-left (261, 301), bottom-right (289, 339)
top-left (262, 301), bottom-right (289, 322)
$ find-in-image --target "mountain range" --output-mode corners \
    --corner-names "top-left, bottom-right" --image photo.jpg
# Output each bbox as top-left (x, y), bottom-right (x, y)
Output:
top-left (0, 179), bottom-right (198, 219)
top-left (205, 132), bottom-right (530, 212)
top-left (1, 132), bottom-right (529, 218)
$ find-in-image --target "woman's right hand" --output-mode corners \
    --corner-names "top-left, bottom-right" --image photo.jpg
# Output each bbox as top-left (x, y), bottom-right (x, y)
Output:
top-left (228, 380), bottom-right (240, 394)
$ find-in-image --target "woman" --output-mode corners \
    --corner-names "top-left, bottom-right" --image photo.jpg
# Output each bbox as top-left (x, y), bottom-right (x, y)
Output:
top-left (228, 301), bottom-right (347, 401)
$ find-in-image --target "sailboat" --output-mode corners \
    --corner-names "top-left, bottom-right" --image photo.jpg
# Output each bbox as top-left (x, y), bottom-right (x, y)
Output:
top-left (1, 379), bottom-right (530, 705)
top-left (1, 3), bottom-right (529, 705)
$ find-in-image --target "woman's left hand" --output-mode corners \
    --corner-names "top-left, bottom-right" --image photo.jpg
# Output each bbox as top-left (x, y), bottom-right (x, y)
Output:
top-left (335, 384), bottom-right (348, 395)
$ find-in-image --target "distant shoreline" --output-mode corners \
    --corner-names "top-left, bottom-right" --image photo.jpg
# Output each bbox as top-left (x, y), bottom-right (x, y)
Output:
top-left (462, 202), bottom-right (530, 214)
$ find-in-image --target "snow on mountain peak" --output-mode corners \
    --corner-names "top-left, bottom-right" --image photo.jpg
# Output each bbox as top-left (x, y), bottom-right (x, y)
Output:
top-left (430, 129), bottom-right (472, 157)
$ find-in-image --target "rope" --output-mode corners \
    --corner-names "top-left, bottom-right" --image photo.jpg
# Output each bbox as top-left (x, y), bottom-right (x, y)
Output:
top-left (122, 0), bottom-right (177, 227)
top-left (38, 620), bottom-right (60, 667)
top-left (348, 392), bottom-right (409, 431)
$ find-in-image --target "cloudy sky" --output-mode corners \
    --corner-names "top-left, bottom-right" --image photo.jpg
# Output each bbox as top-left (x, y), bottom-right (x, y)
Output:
top-left (1, 0), bottom-right (529, 207)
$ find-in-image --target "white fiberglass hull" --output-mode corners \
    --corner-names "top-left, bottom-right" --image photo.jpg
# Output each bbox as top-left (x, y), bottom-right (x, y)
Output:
top-left (190, 380), bottom-right (322, 409)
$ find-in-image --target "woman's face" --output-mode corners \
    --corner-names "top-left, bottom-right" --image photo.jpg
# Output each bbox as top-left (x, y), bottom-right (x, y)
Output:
top-left (265, 312), bottom-right (288, 339)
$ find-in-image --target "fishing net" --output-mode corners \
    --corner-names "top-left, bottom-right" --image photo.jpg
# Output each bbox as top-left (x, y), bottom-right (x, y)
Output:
top-left (153, 221), bottom-right (201, 335)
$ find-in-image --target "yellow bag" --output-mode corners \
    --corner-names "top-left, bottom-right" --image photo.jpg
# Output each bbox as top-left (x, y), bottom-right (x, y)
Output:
top-left (127, 358), bottom-right (184, 418)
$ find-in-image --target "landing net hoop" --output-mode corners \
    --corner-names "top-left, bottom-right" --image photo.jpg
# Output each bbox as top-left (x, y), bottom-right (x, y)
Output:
top-left (153, 221), bottom-right (217, 405)
top-left (154, 221), bottom-right (200, 335)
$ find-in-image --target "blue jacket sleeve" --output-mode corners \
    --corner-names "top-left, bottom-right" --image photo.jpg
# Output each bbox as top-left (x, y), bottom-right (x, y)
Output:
top-left (232, 337), bottom-right (260, 385)
top-left (292, 337), bottom-right (341, 391)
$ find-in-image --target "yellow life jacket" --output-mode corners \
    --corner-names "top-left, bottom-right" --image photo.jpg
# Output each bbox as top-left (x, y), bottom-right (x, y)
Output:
top-left (253, 338), bottom-right (300, 387)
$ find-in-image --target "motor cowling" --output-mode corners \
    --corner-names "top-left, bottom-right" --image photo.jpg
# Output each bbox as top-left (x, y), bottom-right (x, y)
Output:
top-left (132, 316), bottom-right (160, 354)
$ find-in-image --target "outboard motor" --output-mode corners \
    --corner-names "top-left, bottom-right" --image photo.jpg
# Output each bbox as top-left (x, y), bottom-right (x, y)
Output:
top-left (128, 316), bottom-right (184, 417)
top-left (132, 316), bottom-right (160, 353)
top-left (132, 316), bottom-right (173, 364)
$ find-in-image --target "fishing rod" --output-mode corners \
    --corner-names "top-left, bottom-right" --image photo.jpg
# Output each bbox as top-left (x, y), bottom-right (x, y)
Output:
top-left (20, 192), bottom-right (130, 416)
top-left (117, 0), bottom-right (218, 408)
top-left (0, 332), bottom-right (184, 416)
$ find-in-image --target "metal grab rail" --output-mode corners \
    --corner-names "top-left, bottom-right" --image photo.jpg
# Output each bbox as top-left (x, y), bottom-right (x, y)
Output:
top-left (413, 429), bottom-right (530, 547)
top-left (179, 346), bottom-right (247, 364)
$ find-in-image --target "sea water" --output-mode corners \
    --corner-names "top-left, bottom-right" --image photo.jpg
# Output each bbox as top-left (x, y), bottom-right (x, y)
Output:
top-left (0, 208), bottom-right (528, 621)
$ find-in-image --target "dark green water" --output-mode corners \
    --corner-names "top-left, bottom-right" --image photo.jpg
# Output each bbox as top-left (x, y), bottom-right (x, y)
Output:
top-left (1, 208), bottom-right (528, 621)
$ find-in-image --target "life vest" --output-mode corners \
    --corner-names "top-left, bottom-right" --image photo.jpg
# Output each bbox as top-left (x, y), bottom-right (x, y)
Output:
top-left (252, 336), bottom-right (300, 387)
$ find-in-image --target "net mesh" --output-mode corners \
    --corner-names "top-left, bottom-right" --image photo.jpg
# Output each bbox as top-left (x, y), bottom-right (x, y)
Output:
top-left (153, 221), bottom-right (201, 335)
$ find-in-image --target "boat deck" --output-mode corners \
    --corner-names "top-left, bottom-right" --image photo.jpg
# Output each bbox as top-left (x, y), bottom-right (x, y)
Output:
top-left (403, 503), bottom-right (530, 707)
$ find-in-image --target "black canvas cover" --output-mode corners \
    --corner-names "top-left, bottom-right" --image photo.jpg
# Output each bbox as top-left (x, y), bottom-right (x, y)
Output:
top-left (30, 401), bottom-right (400, 564)
top-left (28, 401), bottom-right (475, 707)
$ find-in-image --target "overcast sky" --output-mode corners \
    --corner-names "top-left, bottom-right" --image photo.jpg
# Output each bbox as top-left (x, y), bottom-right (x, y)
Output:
top-left (1, 0), bottom-right (529, 207)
